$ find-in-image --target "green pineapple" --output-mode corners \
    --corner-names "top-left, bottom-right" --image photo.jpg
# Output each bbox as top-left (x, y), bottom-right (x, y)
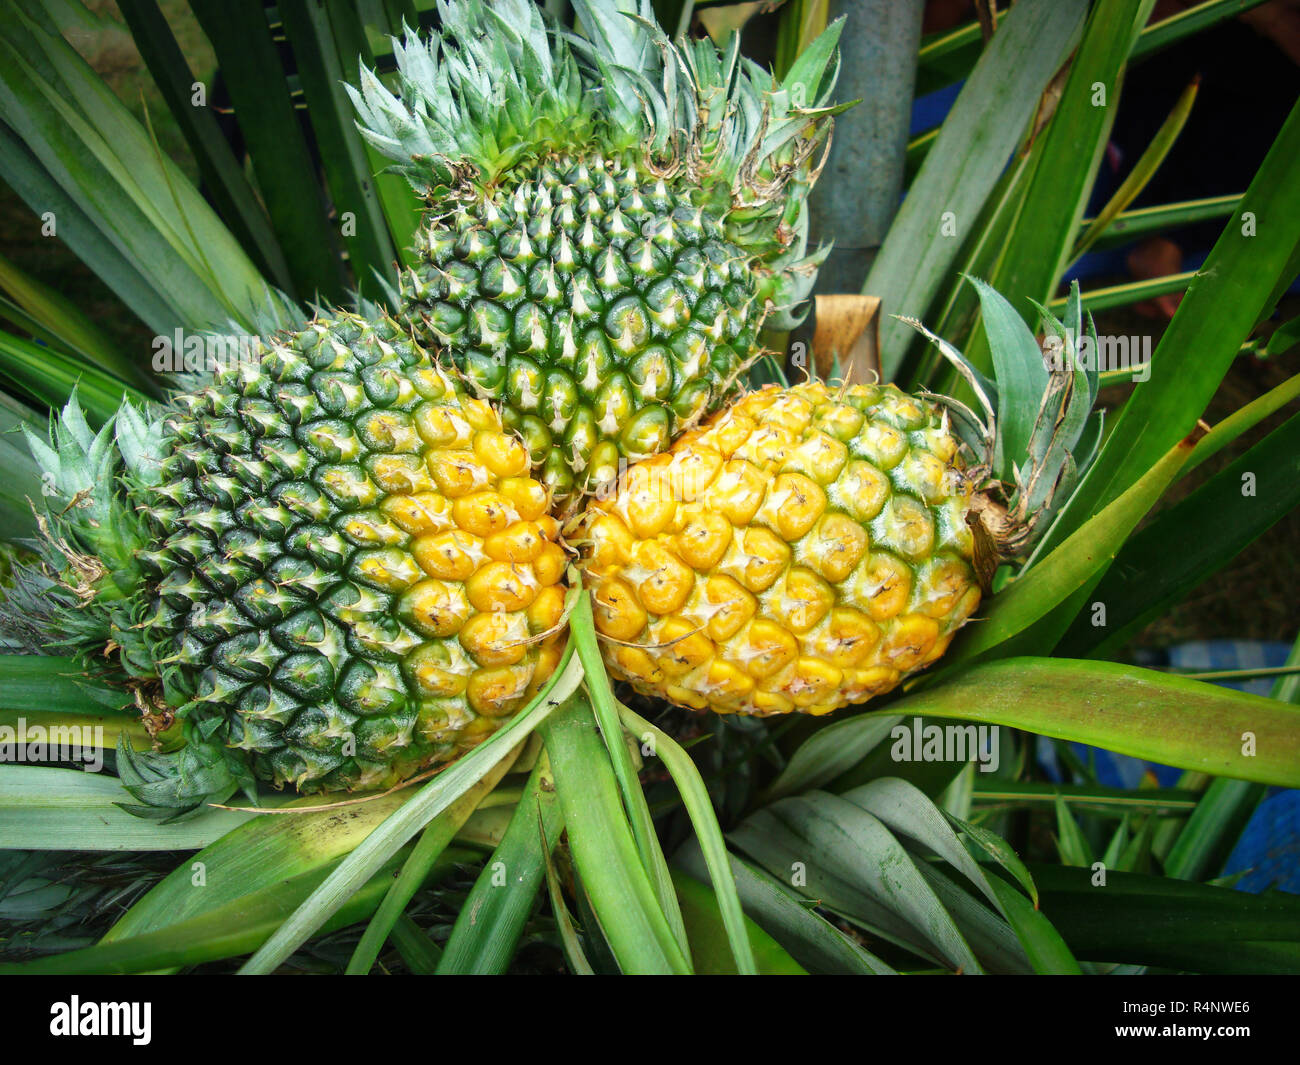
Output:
top-left (350, 0), bottom-right (843, 508)
top-left (6, 313), bottom-right (567, 810)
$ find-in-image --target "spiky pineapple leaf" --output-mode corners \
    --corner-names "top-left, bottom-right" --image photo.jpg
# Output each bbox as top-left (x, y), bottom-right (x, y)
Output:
top-left (238, 645), bottom-right (584, 974)
top-left (965, 276), bottom-right (1049, 481)
top-left (729, 792), bottom-right (987, 972)
top-left (436, 751), bottom-right (563, 974)
top-left (1059, 408), bottom-right (1300, 658)
top-left (1037, 95), bottom-right (1300, 555)
top-left (883, 657), bottom-right (1300, 788)
top-left (869, 0), bottom-right (1088, 377)
top-left (673, 841), bottom-right (897, 974)
top-left (0, 844), bottom-right (475, 974)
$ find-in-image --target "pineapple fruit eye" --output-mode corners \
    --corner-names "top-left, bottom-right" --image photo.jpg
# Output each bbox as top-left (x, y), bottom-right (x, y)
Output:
top-left (579, 381), bottom-right (983, 718)
top-left (402, 154), bottom-right (759, 513)
top-left (139, 316), bottom-right (566, 793)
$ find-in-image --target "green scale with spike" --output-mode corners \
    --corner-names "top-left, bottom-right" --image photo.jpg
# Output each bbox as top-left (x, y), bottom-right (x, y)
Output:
top-left (351, 0), bottom-right (846, 508)
top-left (402, 153), bottom-right (759, 501)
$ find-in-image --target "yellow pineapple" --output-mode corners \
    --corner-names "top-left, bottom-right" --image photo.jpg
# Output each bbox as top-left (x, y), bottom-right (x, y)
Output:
top-left (577, 286), bottom-right (1101, 717)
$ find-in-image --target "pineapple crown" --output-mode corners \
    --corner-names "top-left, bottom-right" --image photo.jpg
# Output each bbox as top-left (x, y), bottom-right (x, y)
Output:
top-left (901, 278), bottom-right (1104, 567)
top-left (348, 0), bottom-right (846, 328)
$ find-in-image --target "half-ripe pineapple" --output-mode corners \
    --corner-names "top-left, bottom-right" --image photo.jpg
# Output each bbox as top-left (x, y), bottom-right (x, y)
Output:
top-left (577, 285), bottom-right (1103, 716)
top-left (349, 0), bottom-right (843, 508)
top-left (6, 313), bottom-right (567, 810)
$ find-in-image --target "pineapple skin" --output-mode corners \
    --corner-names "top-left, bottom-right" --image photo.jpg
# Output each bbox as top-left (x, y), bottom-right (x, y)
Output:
top-left (579, 381), bottom-right (983, 717)
top-left (138, 314), bottom-right (566, 792)
top-left (400, 152), bottom-right (756, 508)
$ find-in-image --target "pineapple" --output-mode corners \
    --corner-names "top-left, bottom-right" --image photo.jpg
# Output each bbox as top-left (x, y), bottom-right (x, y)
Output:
top-left (577, 288), bottom-right (1103, 716)
top-left (7, 313), bottom-right (567, 807)
top-left (349, 0), bottom-right (842, 508)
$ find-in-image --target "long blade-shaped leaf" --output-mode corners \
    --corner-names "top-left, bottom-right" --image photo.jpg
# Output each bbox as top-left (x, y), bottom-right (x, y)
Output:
top-left (885, 657), bottom-right (1300, 787)
top-left (1038, 96), bottom-right (1300, 555)
top-left (673, 841), bottom-right (897, 974)
top-left (236, 647), bottom-right (581, 973)
top-left (541, 691), bottom-right (693, 974)
top-left (188, 0), bottom-right (346, 302)
top-left (867, 0), bottom-right (1087, 377)
top-left (1060, 408), bottom-right (1300, 658)
top-left (436, 751), bottom-right (563, 974)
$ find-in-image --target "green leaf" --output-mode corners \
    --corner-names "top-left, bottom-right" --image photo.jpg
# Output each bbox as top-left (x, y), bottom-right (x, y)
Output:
top-left (1048, 271), bottom-right (1196, 315)
top-left (761, 712), bottom-right (901, 802)
top-left (936, 430), bottom-right (1196, 666)
top-left (0, 708), bottom-right (157, 755)
top-left (1030, 863), bottom-right (1300, 973)
top-left (0, 845), bottom-right (474, 974)
top-left (436, 751), bottom-right (563, 974)
top-left (571, 589), bottom-right (688, 957)
top-left (1058, 408), bottom-right (1300, 657)
top-left (541, 816), bottom-right (595, 975)
top-left (344, 748), bottom-right (518, 974)
top-left (390, 913), bottom-right (442, 973)
top-left (963, 0), bottom-right (1153, 372)
top-left (278, 0), bottom-right (399, 290)
top-left (0, 655), bottom-right (128, 713)
top-left (541, 690), bottom-right (693, 975)
top-left (115, 0), bottom-right (294, 292)
top-left (966, 276), bottom-right (1050, 477)
top-left (622, 703), bottom-right (757, 973)
top-left (913, 861), bottom-right (1033, 973)
top-left (0, 329), bottom-right (144, 425)
top-left (1070, 76), bottom-right (1199, 261)
top-left (841, 777), bottom-right (1016, 915)
top-left (885, 657), bottom-right (1300, 787)
top-left (971, 780), bottom-right (1199, 814)
top-left (673, 842), bottom-right (897, 975)
top-left (1052, 794), bottom-right (1093, 867)
top-left (0, 10), bottom-right (273, 328)
top-left (1082, 193), bottom-right (1239, 252)
top-left (985, 874), bottom-right (1081, 975)
top-left (188, 0), bottom-right (346, 302)
top-left (732, 792), bottom-right (982, 972)
top-left (1037, 96), bottom-right (1300, 555)
top-left (866, 0), bottom-right (1088, 378)
top-left (671, 869), bottom-right (806, 975)
top-left (1184, 370), bottom-right (1300, 476)
top-left (0, 250), bottom-right (139, 386)
top-left (105, 787), bottom-right (411, 938)
top-left (236, 646), bottom-right (581, 973)
top-left (0, 766), bottom-right (252, 851)
top-left (0, 126), bottom-right (182, 335)
top-left (948, 812), bottom-right (1039, 906)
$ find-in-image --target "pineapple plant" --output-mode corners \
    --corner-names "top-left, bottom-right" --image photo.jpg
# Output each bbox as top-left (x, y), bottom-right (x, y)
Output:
top-left (5, 312), bottom-right (567, 807)
top-left (0, 0), bottom-right (1296, 979)
top-left (578, 286), bottom-right (1101, 717)
top-left (349, 0), bottom-right (842, 508)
